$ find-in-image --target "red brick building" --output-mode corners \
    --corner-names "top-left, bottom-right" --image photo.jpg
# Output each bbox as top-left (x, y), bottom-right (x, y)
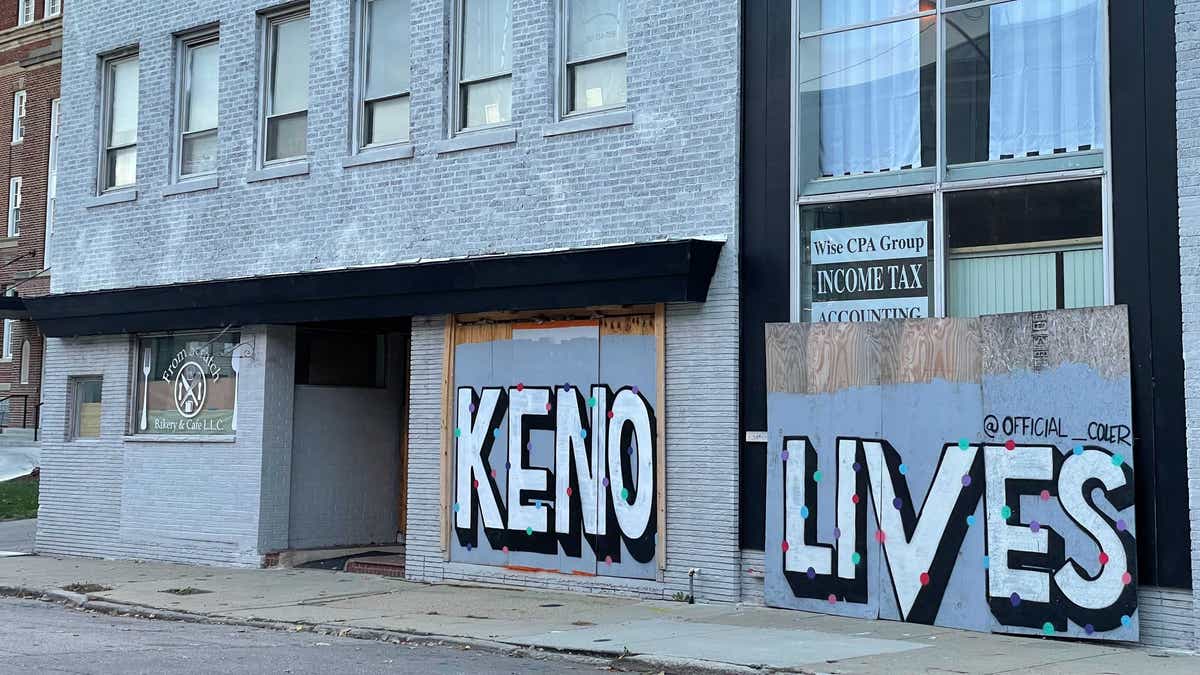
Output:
top-left (0, 0), bottom-right (61, 435)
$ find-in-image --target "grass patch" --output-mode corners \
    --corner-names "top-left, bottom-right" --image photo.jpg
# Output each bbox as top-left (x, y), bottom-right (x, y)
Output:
top-left (160, 587), bottom-right (211, 596)
top-left (63, 583), bottom-right (111, 594)
top-left (0, 476), bottom-right (37, 521)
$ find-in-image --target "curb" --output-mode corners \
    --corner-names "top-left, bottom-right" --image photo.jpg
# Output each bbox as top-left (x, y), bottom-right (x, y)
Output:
top-left (0, 585), bottom-right (774, 674)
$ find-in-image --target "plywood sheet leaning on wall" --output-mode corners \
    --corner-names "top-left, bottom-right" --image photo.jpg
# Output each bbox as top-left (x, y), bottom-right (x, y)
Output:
top-left (763, 307), bottom-right (1137, 642)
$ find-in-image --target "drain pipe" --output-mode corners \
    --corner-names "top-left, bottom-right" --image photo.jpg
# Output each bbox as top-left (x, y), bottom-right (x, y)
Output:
top-left (688, 568), bottom-right (699, 604)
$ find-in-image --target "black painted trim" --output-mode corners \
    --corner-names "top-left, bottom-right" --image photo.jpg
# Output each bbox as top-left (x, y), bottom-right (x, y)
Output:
top-left (24, 240), bottom-right (724, 337)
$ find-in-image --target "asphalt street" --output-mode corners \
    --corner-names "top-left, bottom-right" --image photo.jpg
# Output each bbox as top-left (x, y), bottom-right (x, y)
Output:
top-left (0, 597), bottom-right (613, 674)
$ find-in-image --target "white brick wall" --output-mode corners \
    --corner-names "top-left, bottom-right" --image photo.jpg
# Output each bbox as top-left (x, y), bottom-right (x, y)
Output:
top-left (1178, 0), bottom-right (1200, 653)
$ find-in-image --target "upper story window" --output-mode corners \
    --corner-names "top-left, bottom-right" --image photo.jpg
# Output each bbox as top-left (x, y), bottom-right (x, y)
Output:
top-left (99, 53), bottom-right (139, 192)
top-left (45, 0), bottom-right (61, 19)
top-left (454, 0), bottom-right (512, 132)
top-left (794, 0), bottom-right (1110, 323)
top-left (261, 7), bottom-right (310, 165)
top-left (7, 177), bottom-right (21, 237)
top-left (18, 0), bottom-right (34, 26)
top-left (11, 90), bottom-right (25, 143)
top-left (562, 0), bottom-right (627, 116)
top-left (356, 0), bottom-right (411, 149)
top-left (176, 32), bottom-right (219, 180)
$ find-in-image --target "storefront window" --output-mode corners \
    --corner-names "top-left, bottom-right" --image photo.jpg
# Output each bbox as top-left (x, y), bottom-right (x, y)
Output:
top-left (134, 332), bottom-right (240, 436)
top-left (795, 1), bottom-right (1110, 321)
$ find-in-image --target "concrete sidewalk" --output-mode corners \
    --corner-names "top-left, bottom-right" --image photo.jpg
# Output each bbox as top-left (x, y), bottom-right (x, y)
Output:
top-left (0, 556), bottom-right (1197, 674)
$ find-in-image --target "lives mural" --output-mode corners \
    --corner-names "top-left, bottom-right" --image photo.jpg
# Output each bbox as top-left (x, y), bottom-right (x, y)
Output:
top-left (764, 307), bottom-right (1137, 641)
top-left (451, 319), bottom-right (659, 579)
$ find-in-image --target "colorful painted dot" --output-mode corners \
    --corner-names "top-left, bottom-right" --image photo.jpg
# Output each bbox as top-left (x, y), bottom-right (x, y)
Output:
top-left (1099, 551), bottom-right (1109, 565)
top-left (465, 543), bottom-right (473, 551)
top-left (827, 594), bottom-right (837, 605)
top-left (1112, 454), bottom-right (1125, 467)
top-left (453, 502), bottom-right (461, 513)
top-left (1010, 592), bottom-right (1021, 607)
top-left (454, 428), bottom-right (462, 438)
top-left (898, 464), bottom-right (908, 475)
top-left (535, 500), bottom-right (542, 509)
top-left (621, 487), bottom-right (630, 501)
top-left (516, 383), bottom-right (524, 391)
top-left (545, 403), bottom-right (553, 412)
top-left (875, 530), bottom-right (887, 543)
top-left (853, 462), bottom-right (862, 472)
top-left (851, 551), bottom-right (862, 565)
top-left (806, 567), bottom-right (817, 580)
top-left (1001, 505), bottom-right (1013, 520)
top-left (473, 479), bottom-right (479, 489)
top-left (1116, 519), bottom-right (1127, 532)
top-left (893, 497), bottom-right (904, 510)
top-left (781, 450), bottom-right (790, 462)
top-left (607, 411), bottom-right (615, 419)
top-left (627, 446), bottom-right (635, 457)
top-left (581, 429), bottom-right (588, 439)
top-left (959, 438), bottom-right (970, 450)
top-left (603, 477), bottom-right (610, 487)
top-left (506, 461), bottom-right (512, 469)
top-left (469, 403), bottom-right (477, 413)
top-left (812, 470), bottom-right (823, 483)
top-left (632, 386), bottom-right (640, 395)
top-left (1030, 520), bottom-right (1041, 533)
top-left (1040, 489), bottom-right (1051, 501)
top-left (526, 526), bottom-right (534, 536)
top-left (800, 505), bottom-right (810, 520)
top-left (983, 555), bottom-right (990, 570)
top-left (966, 514), bottom-right (976, 527)
top-left (1005, 439), bottom-right (1016, 451)
top-left (527, 442), bottom-right (533, 450)
top-left (1122, 572), bottom-right (1132, 585)
top-left (1084, 624), bottom-right (1095, 635)
top-left (566, 487), bottom-right (573, 497)
top-left (563, 382), bottom-right (571, 390)
top-left (587, 397), bottom-right (596, 408)
top-left (605, 555), bottom-right (613, 565)
top-left (919, 572), bottom-right (930, 586)
top-left (961, 475), bottom-right (972, 487)
top-left (833, 527), bottom-right (841, 539)
top-left (493, 429), bottom-right (501, 439)
top-left (851, 494), bottom-right (860, 505)
top-left (491, 469), bottom-right (497, 478)
top-left (1042, 622), bottom-right (1055, 636)
top-left (1120, 615), bottom-right (1131, 627)
top-left (781, 540), bottom-right (790, 552)
top-left (502, 546), bottom-right (509, 553)
top-left (1074, 445), bottom-right (1084, 456)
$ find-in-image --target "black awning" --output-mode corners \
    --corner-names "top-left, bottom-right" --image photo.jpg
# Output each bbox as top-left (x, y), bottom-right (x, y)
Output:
top-left (0, 294), bottom-right (29, 320)
top-left (25, 239), bottom-right (724, 337)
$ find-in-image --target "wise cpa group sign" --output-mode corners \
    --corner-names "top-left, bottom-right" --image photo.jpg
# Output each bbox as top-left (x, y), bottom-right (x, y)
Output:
top-left (809, 221), bottom-right (930, 323)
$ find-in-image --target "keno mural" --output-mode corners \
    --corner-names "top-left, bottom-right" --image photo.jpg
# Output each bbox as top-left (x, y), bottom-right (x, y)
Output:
top-left (764, 307), bottom-right (1138, 641)
top-left (451, 319), bottom-right (659, 579)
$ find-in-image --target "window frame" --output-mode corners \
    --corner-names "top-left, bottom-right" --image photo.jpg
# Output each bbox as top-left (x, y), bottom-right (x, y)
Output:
top-left (352, 0), bottom-right (412, 152)
top-left (6, 176), bottom-right (20, 237)
top-left (130, 329), bottom-right (242, 437)
top-left (18, 0), bottom-right (34, 26)
top-left (557, 0), bottom-right (628, 120)
top-left (45, 97), bottom-right (59, 263)
top-left (788, 0), bottom-right (1115, 322)
top-left (450, 0), bottom-right (514, 135)
top-left (97, 51), bottom-right (139, 194)
top-left (173, 29), bottom-right (220, 183)
top-left (258, 5), bottom-right (311, 168)
top-left (11, 90), bottom-right (25, 144)
top-left (45, 0), bottom-right (60, 19)
top-left (69, 376), bottom-right (104, 441)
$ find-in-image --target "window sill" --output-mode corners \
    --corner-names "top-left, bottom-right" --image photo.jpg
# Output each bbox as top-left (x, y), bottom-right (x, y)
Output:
top-left (342, 143), bottom-right (414, 168)
top-left (10, 139), bottom-right (21, 146)
top-left (543, 109), bottom-right (634, 138)
top-left (0, 236), bottom-right (17, 249)
top-left (435, 127), bottom-right (517, 155)
top-left (122, 434), bottom-right (237, 444)
top-left (0, 358), bottom-right (11, 364)
top-left (246, 161), bottom-right (309, 183)
top-left (86, 189), bottom-right (138, 208)
top-left (163, 175), bottom-right (219, 196)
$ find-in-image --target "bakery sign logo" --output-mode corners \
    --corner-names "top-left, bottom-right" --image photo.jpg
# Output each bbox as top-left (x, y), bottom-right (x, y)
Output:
top-left (163, 348), bottom-right (222, 419)
top-left (809, 221), bottom-right (930, 323)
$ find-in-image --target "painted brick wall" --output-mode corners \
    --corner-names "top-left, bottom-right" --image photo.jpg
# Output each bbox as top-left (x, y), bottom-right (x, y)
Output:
top-left (1178, 0), bottom-right (1200, 653)
top-left (36, 326), bottom-right (290, 566)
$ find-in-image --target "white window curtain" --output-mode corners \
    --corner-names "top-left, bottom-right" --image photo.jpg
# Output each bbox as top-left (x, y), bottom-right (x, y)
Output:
top-left (818, 0), bottom-right (922, 177)
top-left (988, 0), bottom-right (1105, 159)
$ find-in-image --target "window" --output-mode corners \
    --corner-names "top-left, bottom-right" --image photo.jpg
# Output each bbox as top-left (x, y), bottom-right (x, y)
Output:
top-left (45, 0), bottom-right (60, 18)
top-left (19, 339), bottom-right (30, 384)
top-left (7, 177), bottom-right (20, 237)
top-left (356, 0), bottom-right (411, 149)
top-left (1, 288), bottom-right (12, 360)
top-left (793, 0), bottom-right (1110, 322)
top-left (454, 0), bottom-right (512, 131)
top-left (11, 90), bottom-right (25, 143)
top-left (46, 98), bottom-right (58, 257)
top-left (18, 0), bottom-right (34, 26)
top-left (134, 332), bottom-right (240, 436)
top-left (562, 0), bottom-right (627, 115)
top-left (99, 53), bottom-right (139, 192)
top-left (261, 8), bottom-right (310, 164)
top-left (176, 33), bottom-right (219, 179)
top-left (70, 377), bottom-right (103, 440)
